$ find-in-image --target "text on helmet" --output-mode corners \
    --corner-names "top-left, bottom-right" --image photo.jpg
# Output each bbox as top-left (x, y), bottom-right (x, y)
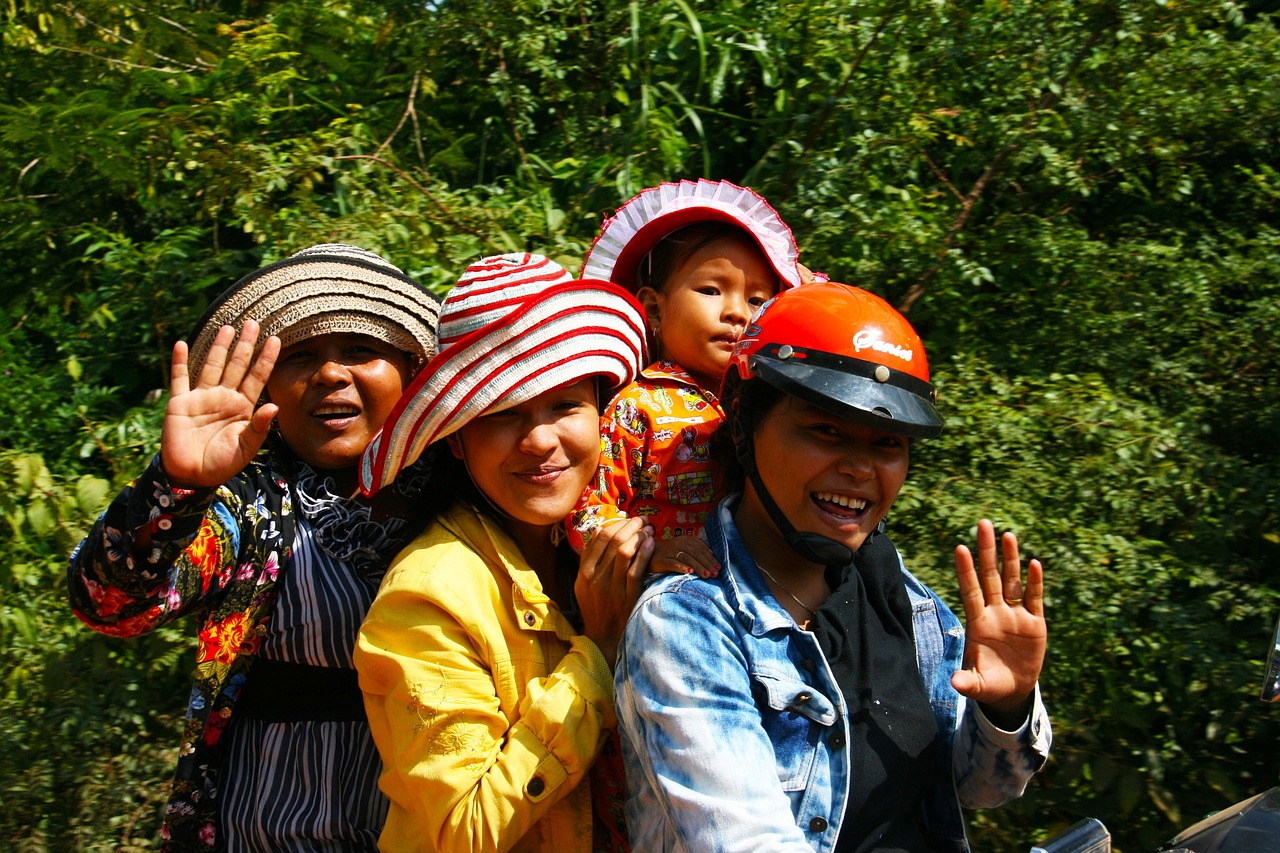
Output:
top-left (853, 328), bottom-right (913, 362)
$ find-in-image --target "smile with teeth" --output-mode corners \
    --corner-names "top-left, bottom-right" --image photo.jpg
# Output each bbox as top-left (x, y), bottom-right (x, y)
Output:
top-left (812, 492), bottom-right (868, 516)
top-left (516, 466), bottom-right (566, 484)
top-left (313, 405), bottom-right (360, 419)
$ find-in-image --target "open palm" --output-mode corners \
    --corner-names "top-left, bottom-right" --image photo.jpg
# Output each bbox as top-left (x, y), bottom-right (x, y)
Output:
top-left (951, 519), bottom-right (1046, 728)
top-left (160, 321), bottom-right (281, 489)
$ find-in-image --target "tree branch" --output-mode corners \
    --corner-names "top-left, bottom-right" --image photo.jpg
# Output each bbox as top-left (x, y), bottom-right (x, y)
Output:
top-left (333, 154), bottom-right (499, 249)
top-left (899, 25), bottom-right (1112, 313)
top-left (375, 71), bottom-right (421, 160)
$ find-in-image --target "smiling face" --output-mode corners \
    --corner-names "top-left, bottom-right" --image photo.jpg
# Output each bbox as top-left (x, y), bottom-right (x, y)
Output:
top-left (735, 394), bottom-right (910, 569)
top-left (640, 233), bottom-right (779, 393)
top-left (266, 333), bottom-right (412, 488)
top-left (446, 379), bottom-right (601, 550)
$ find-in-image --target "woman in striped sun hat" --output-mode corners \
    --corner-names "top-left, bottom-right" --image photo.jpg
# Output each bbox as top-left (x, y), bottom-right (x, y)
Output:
top-left (69, 244), bottom-right (442, 851)
top-left (355, 253), bottom-right (651, 853)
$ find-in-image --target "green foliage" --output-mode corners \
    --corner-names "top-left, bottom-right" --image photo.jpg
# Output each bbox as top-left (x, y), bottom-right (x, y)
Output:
top-left (1, 0), bottom-right (1277, 848)
top-left (0, 451), bottom-right (189, 850)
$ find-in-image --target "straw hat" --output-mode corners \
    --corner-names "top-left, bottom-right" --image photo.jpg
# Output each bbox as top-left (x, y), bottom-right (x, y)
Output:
top-left (581, 179), bottom-right (803, 293)
top-left (186, 243), bottom-right (441, 384)
top-left (360, 253), bottom-right (648, 495)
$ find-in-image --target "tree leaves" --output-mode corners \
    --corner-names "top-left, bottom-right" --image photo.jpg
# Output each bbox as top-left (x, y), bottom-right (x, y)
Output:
top-left (0, 0), bottom-right (1277, 848)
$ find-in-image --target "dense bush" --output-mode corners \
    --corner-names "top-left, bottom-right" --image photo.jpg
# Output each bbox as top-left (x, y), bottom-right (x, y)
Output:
top-left (1, 0), bottom-right (1276, 849)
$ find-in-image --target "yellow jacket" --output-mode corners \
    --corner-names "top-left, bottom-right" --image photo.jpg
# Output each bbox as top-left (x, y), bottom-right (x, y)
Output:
top-left (355, 502), bottom-right (616, 853)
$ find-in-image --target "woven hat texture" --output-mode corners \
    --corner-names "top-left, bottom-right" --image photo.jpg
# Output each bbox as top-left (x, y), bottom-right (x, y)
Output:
top-left (360, 253), bottom-right (648, 495)
top-left (186, 243), bottom-right (441, 385)
top-left (581, 179), bottom-right (803, 294)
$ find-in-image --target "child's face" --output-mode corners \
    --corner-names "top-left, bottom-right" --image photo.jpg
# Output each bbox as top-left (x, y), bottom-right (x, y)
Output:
top-left (644, 234), bottom-right (778, 393)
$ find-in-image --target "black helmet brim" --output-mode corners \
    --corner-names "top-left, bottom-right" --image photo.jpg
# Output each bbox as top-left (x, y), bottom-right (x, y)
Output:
top-left (752, 353), bottom-right (944, 439)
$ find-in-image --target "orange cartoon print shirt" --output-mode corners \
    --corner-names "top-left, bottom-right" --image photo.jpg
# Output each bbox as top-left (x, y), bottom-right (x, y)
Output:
top-left (569, 362), bottom-right (723, 550)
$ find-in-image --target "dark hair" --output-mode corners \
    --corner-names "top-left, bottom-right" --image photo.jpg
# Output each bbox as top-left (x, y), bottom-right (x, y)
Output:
top-left (710, 375), bottom-right (788, 495)
top-left (637, 222), bottom-right (761, 293)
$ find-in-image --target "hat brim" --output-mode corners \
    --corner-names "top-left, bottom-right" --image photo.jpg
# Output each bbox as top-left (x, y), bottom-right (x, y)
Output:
top-left (753, 357), bottom-right (944, 439)
top-left (582, 180), bottom-right (803, 294)
top-left (185, 251), bottom-right (440, 383)
top-left (361, 280), bottom-right (646, 494)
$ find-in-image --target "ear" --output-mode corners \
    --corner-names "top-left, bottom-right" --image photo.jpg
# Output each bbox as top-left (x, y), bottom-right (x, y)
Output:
top-left (445, 432), bottom-right (465, 461)
top-left (635, 286), bottom-right (664, 333)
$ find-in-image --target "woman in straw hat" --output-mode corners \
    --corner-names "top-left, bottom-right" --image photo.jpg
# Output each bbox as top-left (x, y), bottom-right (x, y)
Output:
top-left (355, 253), bottom-right (651, 853)
top-left (69, 244), bottom-right (441, 852)
top-left (614, 283), bottom-right (1051, 851)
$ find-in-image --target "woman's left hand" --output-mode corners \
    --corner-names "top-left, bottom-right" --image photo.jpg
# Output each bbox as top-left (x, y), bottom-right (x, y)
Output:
top-left (951, 518), bottom-right (1046, 729)
top-left (576, 516), bottom-right (654, 670)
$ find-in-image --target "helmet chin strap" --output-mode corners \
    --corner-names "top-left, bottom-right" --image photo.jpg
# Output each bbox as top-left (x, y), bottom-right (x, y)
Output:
top-left (747, 468), bottom-right (855, 568)
top-left (732, 410), bottom-right (865, 569)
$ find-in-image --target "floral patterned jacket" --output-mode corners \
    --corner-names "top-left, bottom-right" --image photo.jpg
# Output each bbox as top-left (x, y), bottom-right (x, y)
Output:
top-left (68, 454), bottom-right (295, 851)
top-left (568, 362), bottom-right (723, 550)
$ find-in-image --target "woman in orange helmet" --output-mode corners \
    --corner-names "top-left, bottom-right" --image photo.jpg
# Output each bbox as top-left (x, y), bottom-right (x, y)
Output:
top-left (613, 282), bottom-right (1051, 852)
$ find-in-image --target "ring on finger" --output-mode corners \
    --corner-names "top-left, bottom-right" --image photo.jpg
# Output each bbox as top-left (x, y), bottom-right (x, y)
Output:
top-left (676, 550), bottom-right (687, 563)
top-left (1004, 596), bottom-right (1024, 606)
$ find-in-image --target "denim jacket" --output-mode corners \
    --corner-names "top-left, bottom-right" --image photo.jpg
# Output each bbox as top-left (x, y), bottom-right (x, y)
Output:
top-left (614, 499), bottom-right (1051, 852)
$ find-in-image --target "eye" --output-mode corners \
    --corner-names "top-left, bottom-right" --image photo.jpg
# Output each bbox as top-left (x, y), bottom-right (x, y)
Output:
top-left (695, 285), bottom-right (721, 297)
top-left (553, 397), bottom-right (593, 415)
top-left (280, 348), bottom-right (313, 364)
top-left (808, 422), bottom-right (843, 439)
top-left (748, 295), bottom-right (768, 308)
top-left (345, 344), bottom-right (380, 360)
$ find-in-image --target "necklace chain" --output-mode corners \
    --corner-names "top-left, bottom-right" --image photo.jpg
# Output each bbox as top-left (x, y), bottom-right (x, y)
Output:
top-left (756, 563), bottom-right (819, 618)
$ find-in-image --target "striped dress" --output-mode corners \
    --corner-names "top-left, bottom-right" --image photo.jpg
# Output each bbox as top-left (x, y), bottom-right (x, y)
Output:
top-left (219, 466), bottom-right (410, 851)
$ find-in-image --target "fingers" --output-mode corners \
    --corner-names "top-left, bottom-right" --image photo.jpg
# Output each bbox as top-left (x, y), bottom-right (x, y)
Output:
top-left (976, 519), bottom-right (1003, 605)
top-left (218, 320), bottom-right (261, 390)
top-left (581, 516), bottom-right (649, 586)
top-left (1001, 530), bottom-right (1025, 605)
top-left (677, 538), bottom-right (720, 578)
top-left (239, 334), bottom-right (280, 404)
top-left (956, 519), bottom-right (1044, 614)
top-left (652, 537), bottom-right (719, 578)
top-left (578, 517), bottom-right (635, 578)
top-left (195, 325), bottom-right (238, 388)
top-left (954, 542), bottom-right (984, 619)
top-left (195, 322), bottom-right (269, 395)
top-left (169, 340), bottom-right (190, 398)
top-left (1025, 557), bottom-right (1045, 618)
top-left (626, 533), bottom-right (656, 602)
top-left (249, 402), bottom-right (279, 438)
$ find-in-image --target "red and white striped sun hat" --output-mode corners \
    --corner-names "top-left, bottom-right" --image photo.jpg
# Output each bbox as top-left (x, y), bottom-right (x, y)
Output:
top-left (360, 253), bottom-right (648, 495)
top-left (581, 179), bottom-right (804, 294)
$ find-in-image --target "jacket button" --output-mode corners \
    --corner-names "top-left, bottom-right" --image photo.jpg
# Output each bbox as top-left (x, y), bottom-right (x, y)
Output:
top-left (799, 659), bottom-right (815, 672)
top-left (528, 776), bottom-right (545, 796)
top-left (795, 692), bottom-right (811, 703)
top-left (524, 612), bottom-right (536, 626)
top-left (830, 732), bottom-right (846, 749)
top-left (809, 817), bottom-right (828, 833)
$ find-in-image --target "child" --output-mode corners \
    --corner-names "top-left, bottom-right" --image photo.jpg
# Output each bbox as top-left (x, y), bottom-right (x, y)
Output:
top-left (569, 179), bottom-right (804, 577)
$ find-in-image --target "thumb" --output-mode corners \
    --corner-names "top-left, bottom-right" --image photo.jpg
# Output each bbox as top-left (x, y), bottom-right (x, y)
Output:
top-left (951, 668), bottom-right (981, 698)
top-left (250, 403), bottom-right (279, 436)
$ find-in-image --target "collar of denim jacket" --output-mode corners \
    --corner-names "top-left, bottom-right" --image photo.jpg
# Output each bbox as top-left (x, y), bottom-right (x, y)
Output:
top-left (709, 497), bottom-right (808, 637)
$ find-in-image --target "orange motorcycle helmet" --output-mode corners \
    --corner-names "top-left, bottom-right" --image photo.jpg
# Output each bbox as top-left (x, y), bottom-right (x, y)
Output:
top-left (726, 281), bottom-right (943, 439)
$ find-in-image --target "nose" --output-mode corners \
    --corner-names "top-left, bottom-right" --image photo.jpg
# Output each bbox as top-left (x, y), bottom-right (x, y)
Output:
top-left (518, 418), bottom-right (559, 455)
top-left (835, 444), bottom-right (875, 481)
top-left (722, 292), bottom-right (750, 325)
top-left (313, 355), bottom-right (352, 387)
